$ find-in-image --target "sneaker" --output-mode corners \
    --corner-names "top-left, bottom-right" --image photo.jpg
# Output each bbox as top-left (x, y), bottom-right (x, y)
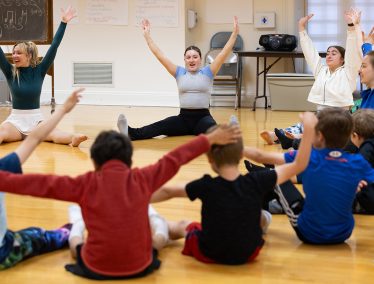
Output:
top-left (268, 199), bottom-right (284, 214)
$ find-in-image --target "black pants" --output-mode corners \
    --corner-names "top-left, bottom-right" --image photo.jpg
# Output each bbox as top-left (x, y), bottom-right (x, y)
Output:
top-left (128, 109), bottom-right (216, 140)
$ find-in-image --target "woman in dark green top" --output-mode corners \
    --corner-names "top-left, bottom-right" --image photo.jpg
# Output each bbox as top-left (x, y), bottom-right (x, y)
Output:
top-left (0, 6), bottom-right (87, 147)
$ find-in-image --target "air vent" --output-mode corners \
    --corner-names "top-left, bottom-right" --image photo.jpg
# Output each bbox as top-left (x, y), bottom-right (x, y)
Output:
top-left (73, 62), bottom-right (113, 86)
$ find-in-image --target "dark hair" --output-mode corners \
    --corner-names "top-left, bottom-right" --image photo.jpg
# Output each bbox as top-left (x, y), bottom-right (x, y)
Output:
top-left (352, 109), bottom-right (374, 140)
top-left (206, 125), bottom-right (243, 167)
top-left (184, 45), bottom-right (201, 58)
top-left (366, 50), bottom-right (374, 69)
top-left (90, 130), bottom-right (133, 168)
top-left (316, 108), bottom-right (353, 148)
top-left (327, 45), bottom-right (346, 60)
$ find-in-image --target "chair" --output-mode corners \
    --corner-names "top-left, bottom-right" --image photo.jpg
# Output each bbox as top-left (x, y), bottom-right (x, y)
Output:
top-left (205, 32), bottom-right (244, 109)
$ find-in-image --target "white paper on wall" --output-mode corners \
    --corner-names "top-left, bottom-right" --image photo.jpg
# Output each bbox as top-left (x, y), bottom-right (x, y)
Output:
top-left (135, 0), bottom-right (179, 27)
top-left (205, 0), bottom-right (253, 24)
top-left (86, 0), bottom-right (128, 25)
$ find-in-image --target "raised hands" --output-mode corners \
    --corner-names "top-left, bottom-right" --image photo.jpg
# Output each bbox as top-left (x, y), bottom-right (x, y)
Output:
top-left (299, 112), bottom-right (318, 131)
top-left (62, 88), bottom-right (84, 113)
top-left (61, 5), bottom-right (77, 23)
top-left (141, 19), bottom-right (151, 37)
top-left (298, 14), bottom-right (314, 32)
top-left (362, 27), bottom-right (374, 44)
top-left (344, 7), bottom-right (361, 25)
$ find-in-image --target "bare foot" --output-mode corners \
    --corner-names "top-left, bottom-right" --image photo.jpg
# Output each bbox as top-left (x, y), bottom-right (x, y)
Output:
top-left (71, 134), bottom-right (88, 147)
top-left (260, 130), bottom-right (276, 145)
top-left (168, 220), bottom-right (191, 240)
top-left (285, 131), bottom-right (295, 139)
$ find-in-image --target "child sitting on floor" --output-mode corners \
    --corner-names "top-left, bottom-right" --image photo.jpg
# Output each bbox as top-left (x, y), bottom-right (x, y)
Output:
top-left (0, 124), bottom-right (240, 279)
top-left (0, 88), bottom-right (83, 269)
top-left (244, 108), bottom-right (374, 244)
top-left (150, 112), bottom-right (316, 264)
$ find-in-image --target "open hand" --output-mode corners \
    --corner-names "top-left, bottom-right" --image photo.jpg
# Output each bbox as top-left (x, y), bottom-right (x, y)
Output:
top-left (61, 5), bottom-right (77, 23)
top-left (362, 27), bottom-right (374, 44)
top-left (298, 14), bottom-right (314, 31)
top-left (141, 19), bottom-right (151, 37)
top-left (206, 124), bottom-right (242, 145)
top-left (63, 88), bottom-right (84, 113)
top-left (344, 7), bottom-right (361, 25)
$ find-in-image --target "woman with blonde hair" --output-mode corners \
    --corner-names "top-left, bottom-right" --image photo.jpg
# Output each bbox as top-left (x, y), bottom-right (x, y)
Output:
top-left (0, 6), bottom-right (87, 146)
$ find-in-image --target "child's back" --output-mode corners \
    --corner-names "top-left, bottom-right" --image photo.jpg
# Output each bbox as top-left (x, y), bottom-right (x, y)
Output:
top-left (186, 170), bottom-right (276, 264)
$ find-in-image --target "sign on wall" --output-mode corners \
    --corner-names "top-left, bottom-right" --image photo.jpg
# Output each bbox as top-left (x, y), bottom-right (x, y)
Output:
top-left (86, 0), bottom-right (129, 25)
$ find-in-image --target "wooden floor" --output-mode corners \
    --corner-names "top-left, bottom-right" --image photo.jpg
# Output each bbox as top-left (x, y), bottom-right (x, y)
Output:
top-left (1, 105), bottom-right (374, 284)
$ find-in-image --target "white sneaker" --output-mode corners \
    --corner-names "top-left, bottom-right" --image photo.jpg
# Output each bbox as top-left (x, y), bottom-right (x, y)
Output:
top-left (261, 210), bottom-right (272, 234)
top-left (69, 205), bottom-right (83, 224)
top-left (148, 205), bottom-right (169, 244)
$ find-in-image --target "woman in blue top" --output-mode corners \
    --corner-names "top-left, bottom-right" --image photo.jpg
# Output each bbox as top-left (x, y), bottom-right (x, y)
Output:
top-left (0, 6), bottom-right (87, 147)
top-left (117, 17), bottom-right (239, 140)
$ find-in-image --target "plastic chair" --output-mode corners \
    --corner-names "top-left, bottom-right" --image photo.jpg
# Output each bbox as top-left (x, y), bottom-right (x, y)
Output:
top-left (205, 32), bottom-right (243, 109)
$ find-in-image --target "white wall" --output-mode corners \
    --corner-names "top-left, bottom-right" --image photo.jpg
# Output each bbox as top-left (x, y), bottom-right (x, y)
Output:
top-left (43, 0), bottom-right (187, 106)
top-left (3, 0), bottom-right (302, 107)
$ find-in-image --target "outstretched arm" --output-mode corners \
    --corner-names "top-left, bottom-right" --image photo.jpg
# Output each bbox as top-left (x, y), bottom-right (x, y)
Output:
top-left (274, 112), bottom-right (317, 185)
top-left (243, 147), bottom-right (285, 165)
top-left (298, 14), bottom-right (323, 76)
top-left (209, 16), bottom-right (239, 76)
top-left (150, 184), bottom-right (187, 203)
top-left (344, 8), bottom-right (364, 81)
top-left (142, 19), bottom-right (177, 76)
top-left (15, 88), bottom-right (84, 164)
top-left (40, 6), bottom-right (77, 75)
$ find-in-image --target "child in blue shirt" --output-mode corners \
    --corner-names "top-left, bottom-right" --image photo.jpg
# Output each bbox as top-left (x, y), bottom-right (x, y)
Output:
top-left (0, 89), bottom-right (83, 269)
top-left (245, 108), bottom-right (374, 244)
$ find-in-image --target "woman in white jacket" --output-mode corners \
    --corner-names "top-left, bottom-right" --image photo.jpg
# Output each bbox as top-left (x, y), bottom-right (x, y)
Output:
top-left (261, 9), bottom-right (363, 145)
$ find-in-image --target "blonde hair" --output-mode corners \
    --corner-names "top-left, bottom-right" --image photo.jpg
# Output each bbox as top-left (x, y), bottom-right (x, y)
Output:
top-left (12, 41), bottom-right (39, 84)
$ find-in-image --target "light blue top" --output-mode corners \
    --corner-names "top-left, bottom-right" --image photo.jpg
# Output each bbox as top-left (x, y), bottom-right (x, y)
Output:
top-left (175, 65), bottom-right (214, 109)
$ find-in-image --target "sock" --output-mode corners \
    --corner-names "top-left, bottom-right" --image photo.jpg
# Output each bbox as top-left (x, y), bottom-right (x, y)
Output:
top-left (229, 115), bottom-right (239, 125)
top-left (68, 205), bottom-right (85, 241)
top-left (274, 128), bottom-right (294, 150)
top-left (117, 114), bottom-right (128, 136)
top-left (148, 205), bottom-right (169, 240)
top-left (261, 210), bottom-right (272, 234)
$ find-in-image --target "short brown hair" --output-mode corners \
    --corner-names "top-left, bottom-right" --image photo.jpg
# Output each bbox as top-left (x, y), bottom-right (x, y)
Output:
top-left (206, 125), bottom-right (243, 167)
top-left (316, 108), bottom-right (353, 148)
top-left (366, 50), bottom-right (374, 69)
top-left (353, 109), bottom-right (374, 139)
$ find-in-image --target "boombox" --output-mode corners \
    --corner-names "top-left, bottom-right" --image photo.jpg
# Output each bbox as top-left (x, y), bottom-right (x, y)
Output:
top-left (259, 34), bottom-right (297, 51)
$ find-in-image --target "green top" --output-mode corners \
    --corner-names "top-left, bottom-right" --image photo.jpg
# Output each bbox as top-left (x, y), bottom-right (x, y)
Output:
top-left (0, 22), bottom-right (67, 110)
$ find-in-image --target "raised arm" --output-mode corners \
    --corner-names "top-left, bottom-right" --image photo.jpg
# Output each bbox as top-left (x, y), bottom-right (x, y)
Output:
top-left (150, 184), bottom-right (187, 203)
top-left (40, 6), bottom-right (77, 75)
top-left (15, 88), bottom-right (84, 164)
top-left (362, 27), bottom-right (374, 56)
top-left (0, 47), bottom-right (12, 78)
top-left (344, 8), bottom-right (364, 82)
top-left (209, 16), bottom-right (239, 76)
top-left (142, 19), bottom-right (177, 76)
top-left (274, 112), bottom-right (317, 185)
top-left (298, 14), bottom-right (324, 76)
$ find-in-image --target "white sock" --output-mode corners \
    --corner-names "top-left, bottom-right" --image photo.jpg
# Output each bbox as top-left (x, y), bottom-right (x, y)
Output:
top-left (117, 114), bottom-right (128, 136)
top-left (261, 210), bottom-right (272, 234)
top-left (68, 205), bottom-right (85, 241)
top-left (148, 205), bottom-right (169, 240)
top-left (229, 114), bottom-right (239, 125)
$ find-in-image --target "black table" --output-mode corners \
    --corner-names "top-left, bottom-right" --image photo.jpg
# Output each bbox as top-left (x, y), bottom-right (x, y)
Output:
top-left (235, 50), bottom-right (327, 110)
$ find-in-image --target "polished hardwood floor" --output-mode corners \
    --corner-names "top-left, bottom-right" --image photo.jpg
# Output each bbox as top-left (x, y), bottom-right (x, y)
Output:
top-left (1, 105), bottom-right (374, 284)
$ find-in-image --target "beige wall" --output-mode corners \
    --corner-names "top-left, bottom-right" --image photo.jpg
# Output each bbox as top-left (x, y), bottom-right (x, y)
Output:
top-left (188, 0), bottom-right (304, 107)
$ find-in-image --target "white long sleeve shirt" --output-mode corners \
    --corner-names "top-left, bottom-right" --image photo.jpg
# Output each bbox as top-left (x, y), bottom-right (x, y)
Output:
top-left (300, 29), bottom-right (362, 107)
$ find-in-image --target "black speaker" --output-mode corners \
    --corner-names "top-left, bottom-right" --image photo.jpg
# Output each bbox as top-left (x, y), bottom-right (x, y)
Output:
top-left (259, 34), bottom-right (297, 51)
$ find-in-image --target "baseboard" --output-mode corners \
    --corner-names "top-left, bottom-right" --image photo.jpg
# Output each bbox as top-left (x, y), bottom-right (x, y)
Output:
top-left (42, 90), bottom-right (269, 108)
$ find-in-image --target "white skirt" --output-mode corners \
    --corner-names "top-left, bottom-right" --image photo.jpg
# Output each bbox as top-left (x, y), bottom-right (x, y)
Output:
top-left (2, 109), bottom-right (44, 135)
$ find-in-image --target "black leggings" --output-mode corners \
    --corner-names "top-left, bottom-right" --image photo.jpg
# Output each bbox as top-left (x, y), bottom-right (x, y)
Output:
top-left (128, 109), bottom-right (217, 140)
